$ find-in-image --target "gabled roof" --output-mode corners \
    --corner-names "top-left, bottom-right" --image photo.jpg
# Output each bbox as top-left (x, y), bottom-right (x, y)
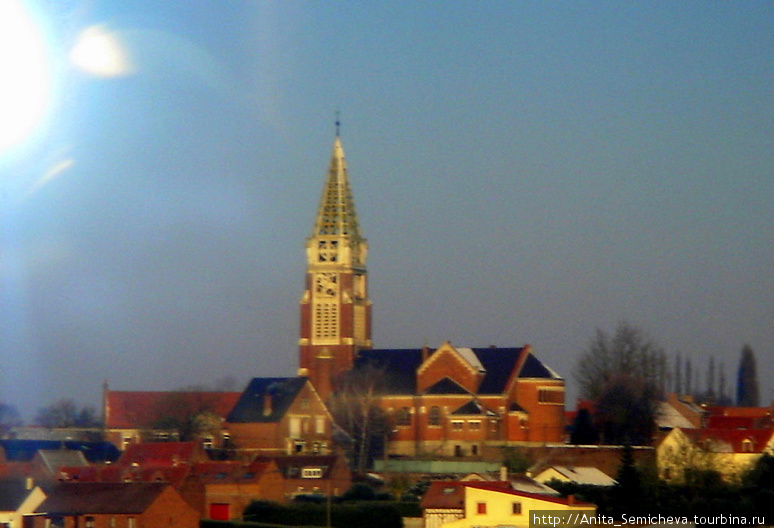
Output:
top-left (35, 449), bottom-right (89, 475)
top-left (420, 480), bottom-right (511, 509)
top-left (356, 345), bottom-right (560, 396)
top-left (461, 481), bottom-right (595, 507)
top-left (450, 401), bottom-right (497, 417)
top-left (354, 349), bottom-right (424, 394)
top-left (423, 377), bottom-right (472, 395)
top-left (105, 391), bottom-right (241, 429)
top-left (60, 464), bottom-right (190, 486)
top-left (680, 428), bottom-right (774, 454)
top-left (536, 466), bottom-right (617, 486)
top-left (656, 401), bottom-right (697, 429)
top-left (516, 351), bottom-right (561, 379)
top-left (0, 479), bottom-right (39, 511)
top-left (36, 482), bottom-right (171, 514)
top-left (227, 377), bottom-right (308, 423)
top-left (119, 442), bottom-right (203, 466)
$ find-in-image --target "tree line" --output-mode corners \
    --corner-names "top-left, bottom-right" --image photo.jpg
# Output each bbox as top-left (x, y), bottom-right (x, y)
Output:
top-left (572, 321), bottom-right (763, 446)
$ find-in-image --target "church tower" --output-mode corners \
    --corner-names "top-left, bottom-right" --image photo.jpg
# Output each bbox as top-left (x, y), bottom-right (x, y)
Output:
top-left (299, 130), bottom-right (371, 399)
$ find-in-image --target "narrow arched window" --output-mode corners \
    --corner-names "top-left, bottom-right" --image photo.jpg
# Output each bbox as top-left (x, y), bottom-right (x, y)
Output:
top-left (428, 406), bottom-right (442, 426)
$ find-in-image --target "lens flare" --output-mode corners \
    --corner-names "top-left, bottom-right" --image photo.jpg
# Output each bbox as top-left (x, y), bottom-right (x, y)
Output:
top-left (70, 25), bottom-right (133, 78)
top-left (0, 1), bottom-right (51, 152)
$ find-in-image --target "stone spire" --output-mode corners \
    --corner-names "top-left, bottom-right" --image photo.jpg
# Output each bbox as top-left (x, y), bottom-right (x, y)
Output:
top-left (308, 134), bottom-right (367, 270)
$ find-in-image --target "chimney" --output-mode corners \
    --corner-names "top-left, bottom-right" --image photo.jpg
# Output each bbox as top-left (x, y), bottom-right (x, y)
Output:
top-left (567, 494), bottom-right (575, 505)
top-left (25, 477), bottom-right (34, 490)
top-left (421, 345), bottom-right (430, 362)
top-left (499, 466), bottom-right (508, 482)
top-left (263, 393), bottom-right (273, 416)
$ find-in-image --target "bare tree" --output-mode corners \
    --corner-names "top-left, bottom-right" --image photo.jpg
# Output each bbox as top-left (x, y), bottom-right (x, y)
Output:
top-left (574, 321), bottom-right (667, 401)
top-left (151, 391), bottom-right (223, 441)
top-left (35, 399), bottom-right (100, 428)
top-left (0, 403), bottom-right (22, 437)
top-left (328, 363), bottom-right (390, 473)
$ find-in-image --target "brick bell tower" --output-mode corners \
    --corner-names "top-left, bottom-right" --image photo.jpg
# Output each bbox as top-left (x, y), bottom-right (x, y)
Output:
top-left (299, 128), bottom-right (372, 399)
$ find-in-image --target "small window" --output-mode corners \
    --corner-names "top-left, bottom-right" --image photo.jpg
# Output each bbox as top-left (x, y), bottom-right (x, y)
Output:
top-left (396, 407), bottom-right (412, 426)
top-left (512, 502), bottom-right (522, 515)
top-left (128, 518), bottom-right (136, 528)
top-left (85, 517), bottom-right (95, 528)
top-left (469, 420), bottom-right (481, 430)
top-left (302, 467), bottom-right (323, 479)
top-left (451, 421), bottom-right (464, 431)
top-left (477, 502), bottom-right (487, 514)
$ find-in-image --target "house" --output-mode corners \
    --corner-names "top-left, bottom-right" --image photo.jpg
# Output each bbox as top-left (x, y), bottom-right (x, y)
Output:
top-left (59, 442), bottom-right (208, 517)
top-left (30, 482), bottom-right (200, 528)
top-left (225, 377), bottom-right (334, 457)
top-left (102, 386), bottom-right (241, 450)
top-left (421, 480), bottom-right (594, 528)
top-left (0, 479), bottom-right (46, 528)
top-left (532, 466), bottom-right (617, 487)
top-left (657, 427), bottom-right (774, 484)
top-left (193, 459), bottom-right (285, 519)
top-left (254, 454), bottom-right (352, 501)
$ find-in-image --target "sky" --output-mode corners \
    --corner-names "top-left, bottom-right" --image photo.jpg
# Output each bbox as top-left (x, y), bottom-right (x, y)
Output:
top-left (0, 1), bottom-right (772, 419)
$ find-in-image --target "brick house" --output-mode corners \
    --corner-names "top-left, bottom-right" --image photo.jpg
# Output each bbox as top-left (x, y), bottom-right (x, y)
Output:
top-left (30, 482), bottom-right (199, 528)
top-left (102, 387), bottom-right (241, 450)
top-left (225, 377), bottom-right (334, 457)
top-left (254, 454), bottom-right (352, 500)
top-left (192, 459), bottom-right (285, 520)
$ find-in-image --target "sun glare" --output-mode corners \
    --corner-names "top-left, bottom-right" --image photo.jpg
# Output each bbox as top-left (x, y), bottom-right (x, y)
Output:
top-left (0, 1), bottom-right (51, 152)
top-left (70, 25), bottom-right (133, 78)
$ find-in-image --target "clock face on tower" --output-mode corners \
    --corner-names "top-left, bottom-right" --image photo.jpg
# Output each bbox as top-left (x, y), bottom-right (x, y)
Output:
top-left (315, 272), bottom-right (338, 297)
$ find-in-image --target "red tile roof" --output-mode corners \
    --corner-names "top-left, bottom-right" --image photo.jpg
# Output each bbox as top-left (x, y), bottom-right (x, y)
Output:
top-left (682, 428), bottom-right (774, 453)
top-left (36, 482), bottom-right (171, 514)
top-left (105, 391), bottom-right (241, 429)
top-left (119, 442), bottom-right (203, 466)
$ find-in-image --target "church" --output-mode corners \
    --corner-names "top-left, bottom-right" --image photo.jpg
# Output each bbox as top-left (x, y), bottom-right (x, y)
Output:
top-left (229, 130), bottom-right (566, 459)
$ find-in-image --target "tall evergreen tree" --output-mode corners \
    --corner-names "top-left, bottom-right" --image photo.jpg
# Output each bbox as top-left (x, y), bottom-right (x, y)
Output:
top-left (736, 344), bottom-right (760, 407)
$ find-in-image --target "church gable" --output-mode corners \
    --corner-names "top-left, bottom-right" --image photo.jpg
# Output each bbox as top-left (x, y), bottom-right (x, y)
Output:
top-left (417, 342), bottom-right (484, 394)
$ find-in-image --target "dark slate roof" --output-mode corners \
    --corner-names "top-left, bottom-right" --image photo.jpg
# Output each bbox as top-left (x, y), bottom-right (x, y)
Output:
top-left (355, 346), bottom-right (560, 396)
top-left (227, 377), bottom-right (307, 423)
top-left (0, 440), bottom-right (120, 463)
top-left (0, 479), bottom-right (36, 511)
top-left (450, 401), bottom-right (497, 416)
top-left (509, 402), bottom-right (527, 413)
top-left (518, 352), bottom-right (559, 379)
top-left (36, 482), bottom-right (169, 514)
top-left (423, 377), bottom-right (471, 395)
top-left (354, 349), bottom-right (424, 395)
top-left (472, 347), bottom-right (524, 394)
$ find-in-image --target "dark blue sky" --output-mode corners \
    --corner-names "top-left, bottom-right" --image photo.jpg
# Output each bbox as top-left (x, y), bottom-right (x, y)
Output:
top-left (1, 1), bottom-right (772, 417)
